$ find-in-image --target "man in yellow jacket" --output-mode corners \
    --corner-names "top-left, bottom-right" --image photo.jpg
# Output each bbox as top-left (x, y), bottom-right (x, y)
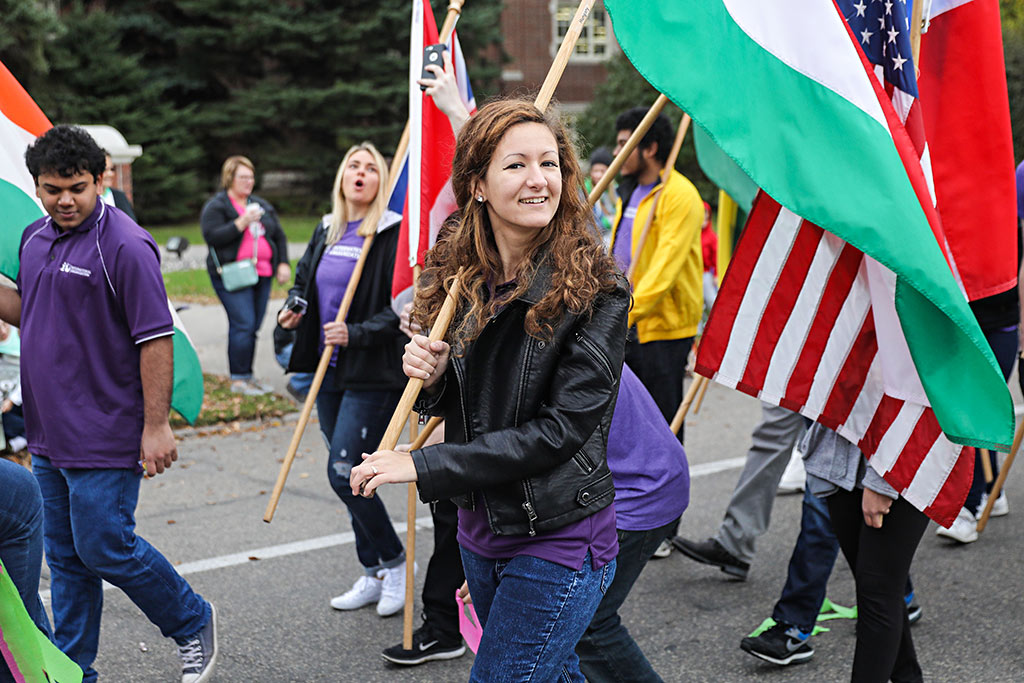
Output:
top-left (610, 106), bottom-right (704, 442)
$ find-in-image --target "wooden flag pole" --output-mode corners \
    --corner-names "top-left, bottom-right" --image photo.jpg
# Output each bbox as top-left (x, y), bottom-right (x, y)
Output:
top-left (263, 0), bottom-right (465, 523)
top-left (625, 113), bottom-right (691, 285)
top-left (692, 372), bottom-right (711, 415)
top-left (588, 94), bottom-right (670, 207)
top-left (981, 448), bottom-right (995, 484)
top-left (534, 0), bottom-right (597, 111)
top-left (670, 375), bottom-right (706, 435)
top-left (977, 418), bottom-right (1024, 533)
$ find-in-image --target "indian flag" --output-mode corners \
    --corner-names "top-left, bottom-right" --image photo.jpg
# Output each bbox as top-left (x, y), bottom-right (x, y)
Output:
top-left (0, 60), bottom-right (203, 424)
top-left (604, 1), bottom-right (1014, 523)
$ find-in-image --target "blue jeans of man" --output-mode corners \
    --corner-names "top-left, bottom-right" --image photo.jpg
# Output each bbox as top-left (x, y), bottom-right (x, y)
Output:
top-left (461, 547), bottom-right (615, 683)
top-left (0, 458), bottom-right (51, 642)
top-left (773, 488), bottom-right (916, 634)
top-left (33, 456), bottom-right (210, 683)
top-left (211, 274), bottom-right (272, 380)
top-left (576, 517), bottom-right (679, 682)
top-left (316, 371), bottom-right (404, 573)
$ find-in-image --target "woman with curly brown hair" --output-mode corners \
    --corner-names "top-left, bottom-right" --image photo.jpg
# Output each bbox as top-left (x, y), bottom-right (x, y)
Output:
top-left (351, 98), bottom-right (630, 681)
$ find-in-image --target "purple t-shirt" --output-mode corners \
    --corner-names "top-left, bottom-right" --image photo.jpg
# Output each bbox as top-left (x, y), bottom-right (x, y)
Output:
top-left (17, 201), bottom-right (173, 469)
top-left (458, 502), bottom-right (618, 571)
top-left (315, 220), bottom-right (363, 365)
top-left (612, 181), bottom-right (656, 273)
top-left (608, 365), bottom-right (690, 531)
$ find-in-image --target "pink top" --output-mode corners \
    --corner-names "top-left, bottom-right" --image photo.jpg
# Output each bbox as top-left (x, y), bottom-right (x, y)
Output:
top-left (230, 195), bottom-right (273, 277)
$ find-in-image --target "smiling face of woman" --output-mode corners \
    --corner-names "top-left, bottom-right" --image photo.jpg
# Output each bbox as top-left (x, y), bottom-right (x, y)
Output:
top-left (476, 122), bottom-right (562, 244)
top-left (341, 149), bottom-right (381, 210)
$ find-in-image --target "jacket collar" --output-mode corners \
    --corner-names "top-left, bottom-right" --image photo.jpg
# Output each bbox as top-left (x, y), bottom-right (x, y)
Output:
top-left (518, 253), bottom-right (554, 305)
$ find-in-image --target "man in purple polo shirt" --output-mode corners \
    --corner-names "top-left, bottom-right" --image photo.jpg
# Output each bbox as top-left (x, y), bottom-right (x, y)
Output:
top-left (0, 126), bottom-right (217, 683)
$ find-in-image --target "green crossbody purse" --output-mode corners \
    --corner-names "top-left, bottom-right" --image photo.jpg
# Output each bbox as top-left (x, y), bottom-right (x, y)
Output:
top-left (210, 226), bottom-right (259, 292)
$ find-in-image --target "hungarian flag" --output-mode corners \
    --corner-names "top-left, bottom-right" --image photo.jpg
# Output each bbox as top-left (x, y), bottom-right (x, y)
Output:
top-left (917, 0), bottom-right (1018, 301)
top-left (0, 61), bottom-right (203, 424)
top-left (390, 0), bottom-right (476, 309)
top-left (604, 0), bottom-right (1014, 526)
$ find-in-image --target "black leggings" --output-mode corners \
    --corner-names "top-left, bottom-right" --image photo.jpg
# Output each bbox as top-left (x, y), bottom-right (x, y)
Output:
top-left (827, 489), bottom-right (929, 683)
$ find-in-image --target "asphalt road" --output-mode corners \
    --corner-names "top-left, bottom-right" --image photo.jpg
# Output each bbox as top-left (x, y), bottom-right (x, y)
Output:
top-left (40, 304), bottom-right (1024, 681)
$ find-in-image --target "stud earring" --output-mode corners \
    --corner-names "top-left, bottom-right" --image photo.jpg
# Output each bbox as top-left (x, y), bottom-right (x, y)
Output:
top-left (476, 195), bottom-right (484, 203)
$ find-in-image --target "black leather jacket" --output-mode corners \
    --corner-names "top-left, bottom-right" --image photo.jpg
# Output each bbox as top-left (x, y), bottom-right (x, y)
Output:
top-left (411, 262), bottom-right (630, 536)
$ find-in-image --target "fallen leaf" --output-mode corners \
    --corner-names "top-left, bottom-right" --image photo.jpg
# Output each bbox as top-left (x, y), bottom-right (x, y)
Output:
top-left (166, 520), bottom-right (176, 525)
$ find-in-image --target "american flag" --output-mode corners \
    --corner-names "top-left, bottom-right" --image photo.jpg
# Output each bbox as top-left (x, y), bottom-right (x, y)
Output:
top-left (696, 0), bottom-right (974, 526)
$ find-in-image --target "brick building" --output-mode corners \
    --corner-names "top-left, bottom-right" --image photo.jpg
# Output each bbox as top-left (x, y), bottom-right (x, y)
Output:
top-left (499, 0), bottom-right (619, 112)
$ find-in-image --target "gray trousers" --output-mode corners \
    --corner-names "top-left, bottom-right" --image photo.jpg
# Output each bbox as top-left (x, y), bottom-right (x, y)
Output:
top-left (714, 402), bottom-right (805, 564)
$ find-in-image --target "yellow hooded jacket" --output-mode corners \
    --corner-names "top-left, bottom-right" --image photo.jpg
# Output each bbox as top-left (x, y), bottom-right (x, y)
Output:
top-left (610, 169), bottom-right (704, 343)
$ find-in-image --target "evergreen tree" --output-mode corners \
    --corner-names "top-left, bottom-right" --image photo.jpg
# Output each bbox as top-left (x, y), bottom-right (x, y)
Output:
top-left (574, 53), bottom-right (714, 205)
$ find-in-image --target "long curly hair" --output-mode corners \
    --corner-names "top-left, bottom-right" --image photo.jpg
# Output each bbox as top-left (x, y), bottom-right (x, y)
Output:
top-left (412, 98), bottom-right (619, 349)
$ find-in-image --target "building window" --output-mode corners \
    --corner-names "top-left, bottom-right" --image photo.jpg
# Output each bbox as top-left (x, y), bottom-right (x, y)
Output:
top-left (552, 0), bottom-right (615, 62)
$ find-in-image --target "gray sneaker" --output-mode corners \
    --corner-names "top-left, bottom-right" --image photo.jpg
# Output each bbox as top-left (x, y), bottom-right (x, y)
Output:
top-left (178, 603), bottom-right (218, 683)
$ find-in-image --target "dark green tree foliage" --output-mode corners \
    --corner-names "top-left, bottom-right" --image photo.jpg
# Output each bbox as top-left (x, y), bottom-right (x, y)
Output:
top-left (0, 0), bottom-right (61, 91)
top-left (15, 0), bottom-right (503, 223)
top-left (1002, 0), bottom-right (1024, 163)
top-left (574, 54), bottom-right (715, 206)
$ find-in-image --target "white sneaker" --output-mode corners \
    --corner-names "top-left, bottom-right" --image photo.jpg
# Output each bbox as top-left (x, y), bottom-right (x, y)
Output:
top-left (377, 562), bottom-right (416, 617)
top-left (935, 507), bottom-right (978, 544)
top-left (230, 380), bottom-right (265, 397)
top-left (981, 491), bottom-right (1009, 518)
top-left (330, 575), bottom-right (382, 610)
top-left (777, 447), bottom-right (805, 494)
top-left (651, 538), bottom-right (673, 559)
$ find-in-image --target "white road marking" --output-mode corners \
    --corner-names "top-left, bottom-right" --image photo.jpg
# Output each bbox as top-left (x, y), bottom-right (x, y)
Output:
top-left (40, 455), bottom-right (752, 600)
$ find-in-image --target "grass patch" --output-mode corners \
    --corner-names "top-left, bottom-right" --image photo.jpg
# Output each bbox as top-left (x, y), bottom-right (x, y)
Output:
top-left (147, 214), bottom-right (318, 248)
top-left (164, 259), bottom-right (298, 304)
top-left (170, 373), bottom-right (296, 428)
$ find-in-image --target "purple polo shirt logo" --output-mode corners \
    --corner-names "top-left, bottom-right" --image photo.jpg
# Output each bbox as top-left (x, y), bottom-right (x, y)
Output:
top-left (58, 261), bottom-right (92, 277)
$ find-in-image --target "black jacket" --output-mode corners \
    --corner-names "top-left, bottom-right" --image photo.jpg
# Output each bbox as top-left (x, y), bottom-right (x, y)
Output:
top-left (200, 191), bottom-right (289, 279)
top-left (412, 262), bottom-right (630, 536)
top-left (109, 189), bottom-right (137, 222)
top-left (286, 218), bottom-right (406, 392)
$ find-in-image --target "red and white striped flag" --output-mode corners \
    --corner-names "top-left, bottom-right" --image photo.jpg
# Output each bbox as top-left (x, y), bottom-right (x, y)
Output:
top-left (696, 195), bottom-right (972, 526)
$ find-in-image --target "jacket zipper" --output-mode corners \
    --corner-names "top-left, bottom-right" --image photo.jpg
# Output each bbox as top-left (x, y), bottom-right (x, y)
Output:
top-left (576, 331), bottom-right (614, 381)
top-left (573, 448), bottom-right (595, 473)
top-left (452, 357), bottom-right (472, 441)
top-left (514, 338), bottom-right (534, 426)
top-left (521, 483), bottom-right (538, 536)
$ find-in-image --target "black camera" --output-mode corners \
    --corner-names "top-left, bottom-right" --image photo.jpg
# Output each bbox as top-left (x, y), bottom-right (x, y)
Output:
top-left (284, 294), bottom-right (307, 315)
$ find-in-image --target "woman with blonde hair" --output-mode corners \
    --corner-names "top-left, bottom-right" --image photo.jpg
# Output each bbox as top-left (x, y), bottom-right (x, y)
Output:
top-left (201, 155), bottom-right (290, 395)
top-left (279, 142), bottom-right (410, 616)
top-left (351, 99), bottom-right (630, 681)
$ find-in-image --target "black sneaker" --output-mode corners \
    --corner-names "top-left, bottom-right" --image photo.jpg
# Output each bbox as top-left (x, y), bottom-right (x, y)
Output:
top-left (671, 536), bottom-right (750, 580)
top-left (905, 592), bottom-right (923, 626)
top-left (177, 603), bottom-right (218, 683)
top-left (740, 622), bottom-right (814, 666)
top-left (381, 624), bottom-right (466, 666)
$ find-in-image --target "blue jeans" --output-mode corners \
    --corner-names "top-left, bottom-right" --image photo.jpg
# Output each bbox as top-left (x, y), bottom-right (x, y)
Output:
top-left (316, 372), bottom-right (404, 573)
top-left (211, 274), bottom-right (272, 380)
top-left (773, 488), bottom-right (915, 634)
top-left (0, 458), bottom-right (51, 640)
top-left (773, 488), bottom-right (842, 632)
top-left (461, 547), bottom-right (615, 683)
top-left (577, 518), bottom-right (678, 682)
top-left (33, 456), bottom-right (210, 683)
top-left (965, 325), bottom-right (1016, 513)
